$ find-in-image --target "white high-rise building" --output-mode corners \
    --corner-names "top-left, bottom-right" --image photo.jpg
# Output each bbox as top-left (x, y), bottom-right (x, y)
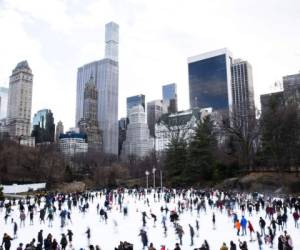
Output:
top-left (75, 22), bottom-right (119, 155)
top-left (0, 87), bottom-right (9, 119)
top-left (231, 59), bottom-right (255, 132)
top-left (122, 105), bottom-right (154, 158)
top-left (6, 61), bottom-right (33, 137)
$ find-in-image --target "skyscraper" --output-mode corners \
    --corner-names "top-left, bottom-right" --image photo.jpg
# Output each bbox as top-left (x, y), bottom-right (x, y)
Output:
top-left (162, 83), bottom-right (178, 113)
top-left (121, 105), bottom-right (154, 158)
top-left (147, 99), bottom-right (164, 137)
top-left (188, 48), bottom-right (233, 116)
top-left (78, 76), bottom-right (102, 151)
top-left (0, 87), bottom-right (9, 119)
top-left (105, 22), bottom-right (119, 62)
top-left (126, 94), bottom-right (145, 117)
top-left (32, 109), bottom-right (55, 143)
top-left (231, 59), bottom-right (255, 131)
top-left (7, 61), bottom-right (33, 137)
top-left (75, 21), bottom-right (119, 155)
top-left (55, 120), bottom-right (64, 142)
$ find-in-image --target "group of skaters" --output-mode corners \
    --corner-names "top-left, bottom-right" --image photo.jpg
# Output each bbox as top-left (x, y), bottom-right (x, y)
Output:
top-left (0, 188), bottom-right (299, 250)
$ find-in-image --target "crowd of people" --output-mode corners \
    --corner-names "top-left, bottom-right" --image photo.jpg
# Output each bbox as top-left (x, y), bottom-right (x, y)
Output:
top-left (0, 188), bottom-right (299, 250)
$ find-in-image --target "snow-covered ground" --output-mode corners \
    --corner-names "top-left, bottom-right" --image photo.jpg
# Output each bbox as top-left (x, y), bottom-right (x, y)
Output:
top-left (1, 183), bottom-right (46, 194)
top-left (0, 190), bottom-right (299, 250)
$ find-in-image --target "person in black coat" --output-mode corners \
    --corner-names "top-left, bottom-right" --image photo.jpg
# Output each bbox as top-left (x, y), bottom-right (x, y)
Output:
top-left (230, 241), bottom-right (237, 250)
top-left (138, 229), bottom-right (148, 249)
top-left (1, 233), bottom-right (13, 250)
top-left (37, 230), bottom-right (43, 247)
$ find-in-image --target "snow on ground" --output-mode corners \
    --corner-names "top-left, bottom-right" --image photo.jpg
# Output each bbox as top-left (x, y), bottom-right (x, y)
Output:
top-left (0, 190), bottom-right (299, 250)
top-left (1, 183), bottom-right (46, 194)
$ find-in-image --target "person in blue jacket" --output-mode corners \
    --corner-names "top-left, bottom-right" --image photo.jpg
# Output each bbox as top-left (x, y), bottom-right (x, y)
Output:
top-left (240, 216), bottom-right (247, 236)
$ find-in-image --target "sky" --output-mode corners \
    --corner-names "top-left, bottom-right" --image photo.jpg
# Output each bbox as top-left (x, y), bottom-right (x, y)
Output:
top-left (0, 0), bottom-right (299, 130)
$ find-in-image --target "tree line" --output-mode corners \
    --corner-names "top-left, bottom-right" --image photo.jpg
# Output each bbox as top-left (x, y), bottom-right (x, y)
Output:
top-left (164, 97), bottom-right (300, 187)
top-left (0, 95), bottom-right (299, 188)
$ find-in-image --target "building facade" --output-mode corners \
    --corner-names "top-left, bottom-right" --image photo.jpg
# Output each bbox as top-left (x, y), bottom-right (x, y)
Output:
top-left (78, 76), bottom-right (102, 152)
top-left (147, 99), bottom-right (164, 137)
top-left (121, 105), bottom-right (154, 158)
top-left (0, 87), bottom-right (8, 119)
top-left (55, 121), bottom-right (64, 142)
top-left (126, 94), bottom-right (145, 118)
top-left (118, 117), bottom-right (128, 156)
top-left (75, 22), bottom-right (119, 155)
top-left (283, 72), bottom-right (300, 104)
top-left (58, 131), bottom-right (88, 156)
top-left (155, 108), bottom-right (212, 152)
top-left (231, 59), bottom-right (255, 132)
top-left (31, 109), bottom-right (55, 143)
top-left (188, 48), bottom-right (233, 117)
top-left (162, 83), bottom-right (178, 113)
top-left (6, 61), bottom-right (33, 137)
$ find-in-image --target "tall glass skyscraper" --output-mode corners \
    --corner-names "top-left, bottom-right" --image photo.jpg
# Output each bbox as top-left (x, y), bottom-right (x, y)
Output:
top-left (75, 22), bottom-right (119, 155)
top-left (188, 48), bottom-right (233, 115)
top-left (162, 83), bottom-right (177, 101)
top-left (126, 94), bottom-right (145, 117)
top-left (162, 83), bottom-right (178, 113)
top-left (32, 109), bottom-right (55, 143)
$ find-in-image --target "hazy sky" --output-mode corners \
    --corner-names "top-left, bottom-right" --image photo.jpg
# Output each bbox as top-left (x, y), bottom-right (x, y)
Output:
top-left (0, 0), bottom-right (299, 129)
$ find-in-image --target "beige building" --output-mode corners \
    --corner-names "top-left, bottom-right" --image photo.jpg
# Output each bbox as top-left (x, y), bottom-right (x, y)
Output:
top-left (6, 61), bottom-right (33, 137)
top-left (78, 76), bottom-right (102, 152)
top-left (55, 120), bottom-right (64, 142)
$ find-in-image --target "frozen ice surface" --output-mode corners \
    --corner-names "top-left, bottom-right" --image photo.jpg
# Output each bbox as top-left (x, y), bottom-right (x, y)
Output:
top-left (0, 190), bottom-right (299, 250)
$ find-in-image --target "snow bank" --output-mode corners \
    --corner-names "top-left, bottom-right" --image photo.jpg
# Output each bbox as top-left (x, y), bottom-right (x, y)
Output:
top-left (1, 183), bottom-right (46, 194)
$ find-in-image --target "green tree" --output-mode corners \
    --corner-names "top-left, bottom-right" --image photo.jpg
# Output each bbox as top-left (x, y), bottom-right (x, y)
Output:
top-left (186, 116), bottom-right (217, 183)
top-left (164, 132), bottom-right (188, 186)
top-left (260, 97), bottom-right (300, 172)
top-left (221, 112), bottom-right (259, 172)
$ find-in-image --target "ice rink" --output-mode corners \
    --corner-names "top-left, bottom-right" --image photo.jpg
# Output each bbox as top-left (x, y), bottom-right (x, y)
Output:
top-left (0, 190), bottom-right (299, 249)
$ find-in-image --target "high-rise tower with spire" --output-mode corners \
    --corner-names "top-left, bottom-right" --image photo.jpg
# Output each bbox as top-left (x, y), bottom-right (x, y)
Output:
top-left (75, 22), bottom-right (119, 155)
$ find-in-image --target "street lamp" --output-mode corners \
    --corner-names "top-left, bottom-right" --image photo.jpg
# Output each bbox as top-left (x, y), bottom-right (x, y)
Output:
top-left (152, 167), bottom-right (156, 189)
top-left (145, 171), bottom-right (149, 189)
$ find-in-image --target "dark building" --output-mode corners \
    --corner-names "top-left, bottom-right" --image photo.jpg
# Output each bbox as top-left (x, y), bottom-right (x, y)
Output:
top-left (188, 48), bottom-right (233, 116)
top-left (260, 91), bottom-right (284, 117)
top-left (31, 109), bottom-right (55, 143)
top-left (147, 100), bottom-right (164, 137)
top-left (283, 72), bottom-right (300, 104)
top-left (118, 117), bottom-right (128, 156)
top-left (78, 76), bottom-right (102, 152)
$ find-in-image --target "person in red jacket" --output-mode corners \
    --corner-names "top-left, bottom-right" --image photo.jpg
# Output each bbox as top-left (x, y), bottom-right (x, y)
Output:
top-left (292, 211), bottom-right (299, 228)
top-left (248, 220), bottom-right (254, 241)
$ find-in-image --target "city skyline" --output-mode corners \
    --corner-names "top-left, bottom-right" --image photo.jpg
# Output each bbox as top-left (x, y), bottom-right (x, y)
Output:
top-left (0, 0), bottom-right (300, 129)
